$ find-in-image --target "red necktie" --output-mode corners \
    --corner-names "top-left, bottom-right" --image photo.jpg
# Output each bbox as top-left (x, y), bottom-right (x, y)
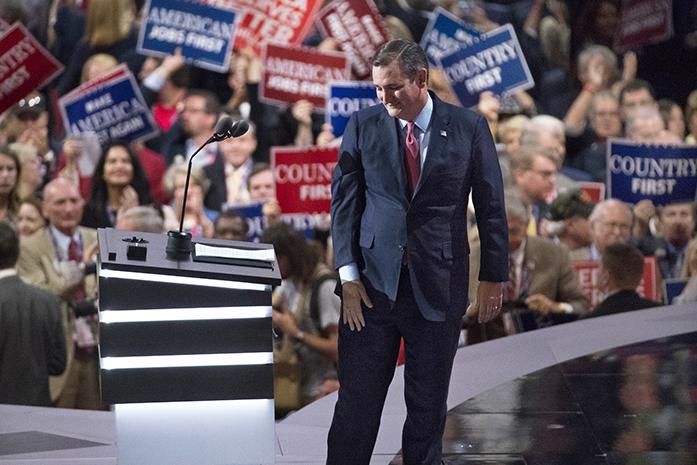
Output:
top-left (68, 238), bottom-right (86, 302)
top-left (404, 122), bottom-right (420, 196)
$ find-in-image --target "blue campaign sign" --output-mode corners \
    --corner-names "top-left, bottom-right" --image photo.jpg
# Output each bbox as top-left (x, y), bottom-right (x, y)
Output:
top-left (60, 74), bottom-right (158, 145)
top-left (663, 278), bottom-right (688, 304)
top-left (420, 7), bottom-right (481, 67)
top-left (138, 0), bottom-right (237, 73)
top-left (607, 140), bottom-right (697, 206)
top-left (228, 202), bottom-right (266, 242)
top-left (438, 23), bottom-right (534, 108)
top-left (326, 81), bottom-right (379, 137)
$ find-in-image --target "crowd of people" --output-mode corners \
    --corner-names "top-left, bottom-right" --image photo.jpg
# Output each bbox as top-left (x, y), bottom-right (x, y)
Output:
top-left (1, 0), bottom-right (696, 415)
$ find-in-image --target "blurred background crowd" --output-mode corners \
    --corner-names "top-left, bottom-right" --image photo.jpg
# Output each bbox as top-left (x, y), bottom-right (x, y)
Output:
top-left (0, 0), bottom-right (696, 417)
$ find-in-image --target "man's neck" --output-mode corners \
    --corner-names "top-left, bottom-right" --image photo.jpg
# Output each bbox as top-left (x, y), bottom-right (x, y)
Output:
top-left (51, 224), bottom-right (77, 238)
top-left (190, 133), bottom-right (211, 147)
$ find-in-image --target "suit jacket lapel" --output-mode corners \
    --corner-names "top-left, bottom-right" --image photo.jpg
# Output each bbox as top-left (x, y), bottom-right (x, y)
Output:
top-left (413, 94), bottom-right (450, 199)
top-left (378, 109), bottom-right (410, 207)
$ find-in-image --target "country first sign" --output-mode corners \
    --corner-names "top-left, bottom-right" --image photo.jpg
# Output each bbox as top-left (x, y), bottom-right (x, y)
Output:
top-left (438, 23), bottom-right (533, 108)
top-left (138, 0), bottom-right (237, 73)
top-left (607, 140), bottom-right (697, 206)
top-left (0, 23), bottom-right (63, 115)
top-left (272, 146), bottom-right (338, 215)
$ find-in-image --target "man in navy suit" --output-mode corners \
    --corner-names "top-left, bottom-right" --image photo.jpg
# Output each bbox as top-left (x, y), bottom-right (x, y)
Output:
top-left (328, 40), bottom-right (508, 465)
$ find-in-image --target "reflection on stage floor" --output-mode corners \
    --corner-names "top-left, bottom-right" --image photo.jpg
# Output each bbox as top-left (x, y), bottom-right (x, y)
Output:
top-left (391, 333), bottom-right (697, 465)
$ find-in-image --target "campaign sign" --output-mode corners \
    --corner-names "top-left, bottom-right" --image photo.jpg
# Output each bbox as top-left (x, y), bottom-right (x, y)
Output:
top-left (578, 181), bottom-right (606, 204)
top-left (607, 140), bottom-right (697, 206)
top-left (574, 256), bottom-right (659, 309)
top-left (615, 0), bottom-right (673, 51)
top-left (663, 278), bottom-right (688, 304)
top-left (326, 81), bottom-right (379, 137)
top-left (272, 146), bottom-right (338, 215)
top-left (438, 23), bottom-right (533, 108)
top-left (137, 0), bottom-right (237, 73)
top-left (261, 44), bottom-right (350, 110)
top-left (227, 201), bottom-right (265, 242)
top-left (0, 23), bottom-right (63, 115)
top-left (59, 70), bottom-right (158, 145)
top-left (317, 0), bottom-right (389, 79)
top-left (420, 7), bottom-right (481, 67)
top-left (223, 0), bottom-right (322, 56)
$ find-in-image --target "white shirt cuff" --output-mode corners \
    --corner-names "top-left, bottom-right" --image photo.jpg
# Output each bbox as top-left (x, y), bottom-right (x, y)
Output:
top-left (338, 264), bottom-right (359, 283)
top-left (143, 71), bottom-right (166, 92)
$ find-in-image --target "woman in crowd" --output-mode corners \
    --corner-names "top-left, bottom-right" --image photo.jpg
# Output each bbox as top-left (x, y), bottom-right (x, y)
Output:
top-left (81, 142), bottom-right (151, 229)
top-left (11, 143), bottom-right (45, 200)
top-left (57, 0), bottom-right (142, 96)
top-left (261, 222), bottom-right (340, 411)
top-left (16, 196), bottom-right (46, 238)
top-left (0, 147), bottom-right (20, 223)
top-left (161, 161), bottom-right (215, 238)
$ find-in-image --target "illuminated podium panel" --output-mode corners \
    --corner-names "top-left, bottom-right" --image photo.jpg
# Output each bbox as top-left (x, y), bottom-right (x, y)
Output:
top-left (97, 229), bottom-right (281, 465)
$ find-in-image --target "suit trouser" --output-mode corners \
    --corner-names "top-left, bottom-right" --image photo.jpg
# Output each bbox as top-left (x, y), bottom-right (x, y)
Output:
top-left (326, 267), bottom-right (462, 465)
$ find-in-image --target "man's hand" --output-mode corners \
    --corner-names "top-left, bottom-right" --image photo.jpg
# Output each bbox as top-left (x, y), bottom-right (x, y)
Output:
top-left (525, 294), bottom-right (558, 315)
top-left (342, 279), bottom-right (373, 331)
top-left (465, 281), bottom-right (503, 323)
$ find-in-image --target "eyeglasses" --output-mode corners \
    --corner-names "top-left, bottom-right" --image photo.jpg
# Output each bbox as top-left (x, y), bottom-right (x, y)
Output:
top-left (599, 221), bottom-right (631, 232)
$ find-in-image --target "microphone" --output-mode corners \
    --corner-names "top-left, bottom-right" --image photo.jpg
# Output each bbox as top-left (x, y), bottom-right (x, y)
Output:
top-left (165, 116), bottom-right (234, 260)
top-left (207, 116), bottom-right (235, 143)
top-left (229, 120), bottom-right (250, 138)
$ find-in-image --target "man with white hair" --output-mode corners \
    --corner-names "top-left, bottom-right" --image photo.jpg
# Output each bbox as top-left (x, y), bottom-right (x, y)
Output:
top-left (579, 198), bottom-right (634, 262)
top-left (519, 115), bottom-right (591, 187)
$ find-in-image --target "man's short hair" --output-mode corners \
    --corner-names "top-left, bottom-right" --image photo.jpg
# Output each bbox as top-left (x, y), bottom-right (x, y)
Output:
top-left (656, 201), bottom-right (696, 220)
top-left (619, 79), bottom-right (656, 105)
top-left (589, 199), bottom-right (633, 225)
top-left (119, 206), bottom-right (164, 233)
top-left (186, 89), bottom-right (221, 117)
top-left (373, 39), bottom-right (428, 80)
top-left (504, 192), bottom-right (529, 222)
top-left (589, 90), bottom-right (619, 118)
top-left (215, 209), bottom-right (250, 235)
top-left (509, 145), bottom-right (555, 172)
top-left (0, 222), bottom-right (19, 269)
top-left (602, 243), bottom-right (645, 289)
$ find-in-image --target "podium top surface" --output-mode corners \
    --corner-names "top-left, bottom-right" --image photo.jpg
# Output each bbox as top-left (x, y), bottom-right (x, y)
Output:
top-left (97, 228), bottom-right (281, 286)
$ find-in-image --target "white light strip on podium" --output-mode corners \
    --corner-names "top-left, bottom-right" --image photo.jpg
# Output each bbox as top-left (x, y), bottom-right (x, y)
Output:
top-left (100, 306), bottom-right (272, 323)
top-left (99, 268), bottom-right (271, 291)
top-left (101, 352), bottom-right (274, 370)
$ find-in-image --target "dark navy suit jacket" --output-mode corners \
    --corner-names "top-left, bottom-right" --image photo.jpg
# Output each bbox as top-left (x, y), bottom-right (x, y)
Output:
top-left (331, 93), bottom-right (508, 322)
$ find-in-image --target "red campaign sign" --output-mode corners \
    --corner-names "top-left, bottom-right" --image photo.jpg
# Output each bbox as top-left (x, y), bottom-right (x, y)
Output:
top-left (261, 43), bottom-right (350, 109)
top-left (0, 23), bottom-right (63, 115)
top-left (272, 146), bottom-right (339, 215)
top-left (204, 0), bottom-right (322, 56)
top-left (614, 0), bottom-right (673, 51)
top-left (317, 0), bottom-right (390, 79)
top-left (573, 256), bottom-right (660, 309)
top-left (578, 181), bottom-right (606, 204)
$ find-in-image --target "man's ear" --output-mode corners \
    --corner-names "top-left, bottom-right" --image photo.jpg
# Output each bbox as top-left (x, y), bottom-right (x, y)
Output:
top-left (416, 68), bottom-right (428, 88)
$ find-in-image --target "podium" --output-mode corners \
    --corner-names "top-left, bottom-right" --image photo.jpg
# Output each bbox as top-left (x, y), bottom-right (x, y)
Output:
top-left (97, 228), bottom-right (281, 465)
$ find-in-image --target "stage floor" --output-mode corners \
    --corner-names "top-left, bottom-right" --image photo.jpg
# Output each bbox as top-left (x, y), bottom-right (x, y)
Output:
top-left (392, 332), bottom-right (697, 465)
top-left (2, 304), bottom-right (696, 465)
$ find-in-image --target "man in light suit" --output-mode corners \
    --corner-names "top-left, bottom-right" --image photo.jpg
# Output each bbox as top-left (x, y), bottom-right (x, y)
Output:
top-left (0, 222), bottom-right (66, 406)
top-left (17, 178), bottom-right (99, 409)
top-left (467, 196), bottom-right (589, 343)
top-left (328, 40), bottom-right (508, 465)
